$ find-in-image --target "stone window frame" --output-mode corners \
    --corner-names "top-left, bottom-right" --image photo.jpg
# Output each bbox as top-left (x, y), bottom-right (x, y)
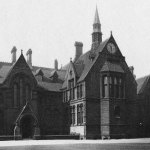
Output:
top-left (77, 103), bottom-right (83, 125)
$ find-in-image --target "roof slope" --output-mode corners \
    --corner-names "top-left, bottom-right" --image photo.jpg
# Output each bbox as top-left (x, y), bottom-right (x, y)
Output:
top-left (136, 75), bottom-right (150, 94)
top-left (74, 38), bottom-right (109, 82)
top-left (0, 54), bottom-right (66, 92)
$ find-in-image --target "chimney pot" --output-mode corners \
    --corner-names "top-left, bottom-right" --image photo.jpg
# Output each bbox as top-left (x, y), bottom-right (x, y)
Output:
top-left (26, 49), bottom-right (32, 68)
top-left (54, 59), bottom-right (58, 70)
top-left (74, 41), bottom-right (83, 62)
top-left (11, 46), bottom-right (17, 64)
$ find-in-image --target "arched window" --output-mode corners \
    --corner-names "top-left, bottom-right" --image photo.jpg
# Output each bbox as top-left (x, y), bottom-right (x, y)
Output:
top-left (20, 78), bottom-right (23, 106)
top-left (13, 83), bottom-right (18, 107)
top-left (114, 106), bottom-right (120, 118)
top-left (103, 76), bottom-right (108, 97)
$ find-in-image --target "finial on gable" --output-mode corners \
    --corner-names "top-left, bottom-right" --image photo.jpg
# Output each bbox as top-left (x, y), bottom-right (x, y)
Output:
top-left (21, 50), bottom-right (23, 54)
top-left (70, 57), bottom-right (72, 62)
top-left (110, 31), bottom-right (113, 36)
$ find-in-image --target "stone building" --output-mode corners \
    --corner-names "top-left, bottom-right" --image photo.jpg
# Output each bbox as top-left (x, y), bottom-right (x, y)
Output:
top-left (136, 75), bottom-right (150, 137)
top-left (0, 7), bottom-right (138, 139)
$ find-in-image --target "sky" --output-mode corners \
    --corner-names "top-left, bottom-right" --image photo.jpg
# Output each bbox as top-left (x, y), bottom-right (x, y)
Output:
top-left (0, 0), bottom-right (150, 79)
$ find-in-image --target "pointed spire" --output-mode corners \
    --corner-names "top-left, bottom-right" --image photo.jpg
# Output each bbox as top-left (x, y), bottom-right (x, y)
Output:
top-left (92, 6), bottom-right (102, 48)
top-left (94, 6), bottom-right (100, 24)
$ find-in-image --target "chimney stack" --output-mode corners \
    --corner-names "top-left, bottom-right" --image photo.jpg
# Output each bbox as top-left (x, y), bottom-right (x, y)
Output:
top-left (74, 41), bottom-right (83, 62)
top-left (54, 59), bottom-right (58, 70)
top-left (129, 66), bottom-right (134, 74)
top-left (11, 46), bottom-right (17, 64)
top-left (26, 49), bottom-right (32, 68)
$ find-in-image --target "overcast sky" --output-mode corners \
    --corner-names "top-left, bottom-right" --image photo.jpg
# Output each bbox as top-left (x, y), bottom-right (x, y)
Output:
top-left (0, 0), bottom-right (150, 78)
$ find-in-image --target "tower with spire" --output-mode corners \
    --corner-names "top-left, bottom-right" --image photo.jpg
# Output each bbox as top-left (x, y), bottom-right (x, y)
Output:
top-left (92, 6), bottom-right (102, 49)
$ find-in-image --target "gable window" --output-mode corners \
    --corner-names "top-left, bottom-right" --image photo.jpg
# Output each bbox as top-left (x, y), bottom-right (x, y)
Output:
top-left (114, 106), bottom-right (121, 118)
top-left (13, 83), bottom-right (18, 107)
top-left (19, 78), bottom-right (23, 106)
top-left (25, 84), bottom-right (31, 102)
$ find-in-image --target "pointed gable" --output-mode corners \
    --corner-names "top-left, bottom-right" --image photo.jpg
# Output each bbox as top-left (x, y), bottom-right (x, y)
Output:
top-left (3, 54), bottom-right (37, 87)
top-left (62, 61), bottom-right (77, 89)
top-left (15, 102), bottom-right (38, 125)
top-left (74, 38), bottom-right (109, 82)
top-left (103, 34), bottom-right (123, 57)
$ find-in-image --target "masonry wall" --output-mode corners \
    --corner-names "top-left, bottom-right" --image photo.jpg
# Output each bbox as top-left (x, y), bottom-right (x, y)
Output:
top-left (37, 90), bottom-right (63, 135)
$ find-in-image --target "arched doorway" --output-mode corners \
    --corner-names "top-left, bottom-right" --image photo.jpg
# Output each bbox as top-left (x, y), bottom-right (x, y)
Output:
top-left (20, 115), bottom-right (34, 139)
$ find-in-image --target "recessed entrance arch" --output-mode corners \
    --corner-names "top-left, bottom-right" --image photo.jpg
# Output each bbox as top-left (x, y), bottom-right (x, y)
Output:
top-left (20, 115), bottom-right (35, 139)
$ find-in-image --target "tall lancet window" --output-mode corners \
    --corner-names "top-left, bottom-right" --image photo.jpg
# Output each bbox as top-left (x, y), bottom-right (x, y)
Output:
top-left (25, 84), bottom-right (31, 102)
top-left (20, 78), bottom-right (23, 106)
top-left (103, 76), bottom-right (108, 98)
top-left (109, 77), bottom-right (114, 97)
top-left (13, 83), bottom-right (18, 107)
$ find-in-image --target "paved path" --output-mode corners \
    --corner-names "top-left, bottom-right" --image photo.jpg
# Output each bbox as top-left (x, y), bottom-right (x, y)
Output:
top-left (0, 139), bottom-right (150, 150)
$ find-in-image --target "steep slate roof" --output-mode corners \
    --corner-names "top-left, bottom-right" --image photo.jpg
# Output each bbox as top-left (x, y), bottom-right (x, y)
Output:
top-left (38, 81), bottom-right (62, 92)
top-left (74, 38), bottom-right (109, 82)
top-left (0, 54), bottom-right (66, 92)
top-left (136, 75), bottom-right (150, 94)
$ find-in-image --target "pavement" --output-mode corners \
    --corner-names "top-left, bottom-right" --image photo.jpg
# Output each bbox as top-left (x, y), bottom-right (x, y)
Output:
top-left (0, 138), bottom-right (150, 147)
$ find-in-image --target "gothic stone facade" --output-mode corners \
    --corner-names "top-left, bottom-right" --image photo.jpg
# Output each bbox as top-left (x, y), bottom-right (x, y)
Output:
top-left (0, 8), bottom-right (139, 139)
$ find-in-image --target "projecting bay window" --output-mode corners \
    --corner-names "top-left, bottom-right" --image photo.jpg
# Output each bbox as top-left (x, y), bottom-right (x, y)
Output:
top-left (102, 76), bottom-right (108, 98)
top-left (119, 78), bottom-right (124, 98)
top-left (109, 77), bottom-right (114, 97)
top-left (102, 75), bottom-right (124, 99)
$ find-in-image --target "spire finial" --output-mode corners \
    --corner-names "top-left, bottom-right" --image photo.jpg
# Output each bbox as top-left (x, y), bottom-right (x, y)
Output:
top-left (70, 57), bottom-right (72, 62)
top-left (94, 5), bottom-right (100, 24)
top-left (21, 50), bottom-right (23, 54)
